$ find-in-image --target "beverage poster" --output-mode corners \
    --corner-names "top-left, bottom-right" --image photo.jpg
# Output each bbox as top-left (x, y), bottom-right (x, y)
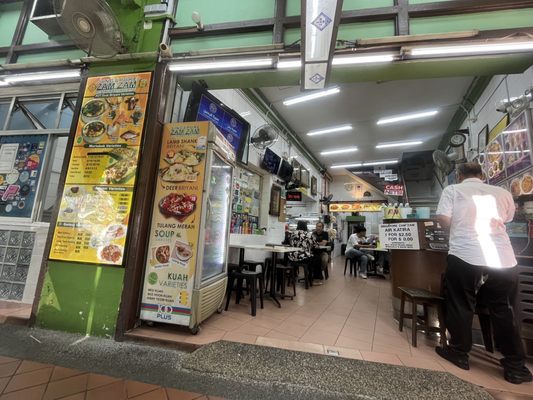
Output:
top-left (49, 72), bottom-right (152, 265)
top-left (140, 122), bottom-right (209, 325)
top-left (0, 135), bottom-right (47, 219)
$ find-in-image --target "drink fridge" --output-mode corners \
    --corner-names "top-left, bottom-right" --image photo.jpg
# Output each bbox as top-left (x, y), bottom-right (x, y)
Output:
top-left (140, 122), bottom-right (235, 334)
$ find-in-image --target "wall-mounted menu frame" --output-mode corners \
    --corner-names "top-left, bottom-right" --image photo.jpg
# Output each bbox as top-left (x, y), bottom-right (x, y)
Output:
top-left (291, 159), bottom-right (301, 184)
top-left (477, 125), bottom-right (489, 158)
top-left (502, 110), bottom-right (532, 178)
top-left (49, 72), bottom-right (152, 266)
top-left (311, 176), bottom-right (317, 196)
top-left (269, 185), bottom-right (281, 216)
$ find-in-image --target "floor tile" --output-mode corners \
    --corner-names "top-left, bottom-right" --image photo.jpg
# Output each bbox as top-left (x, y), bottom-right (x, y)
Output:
top-left (165, 388), bottom-right (204, 400)
top-left (272, 321), bottom-right (309, 338)
top-left (0, 358), bottom-right (18, 366)
top-left (222, 331), bottom-right (258, 344)
top-left (126, 380), bottom-right (160, 398)
top-left (398, 355), bottom-right (446, 371)
top-left (299, 328), bottom-right (339, 346)
top-left (0, 377), bottom-right (9, 393)
top-left (43, 374), bottom-right (88, 400)
top-left (87, 373), bottom-right (122, 390)
top-left (0, 384), bottom-right (47, 400)
top-left (233, 323), bottom-right (270, 337)
top-left (0, 362), bottom-right (20, 379)
top-left (86, 381), bottom-right (127, 400)
top-left (324, 346), bottom-right (363, 360)
top-left (263, 331), bottom-right (300, 341)
top-left (59, 393), bottom-right (86, 400)
top-left (3, 366), bottom-right (53, 393)
top-left (50, 366), bottom-right (85, 382)
top-left (129, 387), bottom-right (168, 400)
top-left (16, 360), bottom-right (52, 374)
top-left (335, 336), bottom-right (372, 351)
top-left (360, 351), bottom-right (403, 366)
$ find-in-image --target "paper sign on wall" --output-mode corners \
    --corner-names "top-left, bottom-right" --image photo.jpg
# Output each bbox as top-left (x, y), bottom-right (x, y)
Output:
top-left (379, 222), bottom-right (420, 250)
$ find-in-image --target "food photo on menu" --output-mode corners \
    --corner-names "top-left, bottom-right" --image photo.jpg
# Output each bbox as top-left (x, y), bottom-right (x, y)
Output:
top-left (159, 148), bottom-right (204, 183)
top-left (158, 193), bottom-right (197, 222)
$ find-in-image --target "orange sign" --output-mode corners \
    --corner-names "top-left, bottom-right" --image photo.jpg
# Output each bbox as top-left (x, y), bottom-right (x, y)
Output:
top-left (329, 203), bottom-right (383, 212)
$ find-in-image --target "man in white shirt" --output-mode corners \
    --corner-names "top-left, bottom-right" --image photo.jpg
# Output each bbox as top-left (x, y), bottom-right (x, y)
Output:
top-left (345, 227), bottom-right (373, 279)
top-left (435, 162), bottom-right (531, 384)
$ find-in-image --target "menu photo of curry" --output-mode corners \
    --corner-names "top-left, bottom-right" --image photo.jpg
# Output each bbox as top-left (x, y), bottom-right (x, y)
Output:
top-left (510, 170), bottom-right (533, 197)
top-left (158, 192), bottom-right (197, 222)
top-left (76, 94), bottom-right (147, 147)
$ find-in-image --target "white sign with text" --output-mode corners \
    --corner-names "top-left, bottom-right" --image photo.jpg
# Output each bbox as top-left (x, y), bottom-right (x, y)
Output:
top-left (379, 222), bottom-right (420, 250)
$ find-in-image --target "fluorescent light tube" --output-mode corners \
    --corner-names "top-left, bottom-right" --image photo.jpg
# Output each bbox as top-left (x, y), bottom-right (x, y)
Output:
top-left (320, 147), bottom-right (358, 156)
top-left (283, 87), bottom-right (340, 106)
top-left (169, 58), bottom-right (273, 72)
top-left (333, 54), bottom-right (395, 65)
top-left (277, 59), bottom-right (301, 69)
top-left (0, 80), bottom-right (8, 87)
top-left (377, 110), bottom-right (438, 125)
top-left (502, 128), bottom-right (527, 134)
top-left (307, 124), bottom-right (352, 136)
top-left (362, 160), bottom-right (398, 166)
top-left (410, 41), bottom-right (533, 56)
top-left (3, 70), bottom-right (81, 83)
top-left (376, 140), bottom-right (423, 149)
top-left (331, 163), bottom-right (362, 169)
top-left (239, 111), bottom-right (251, 117)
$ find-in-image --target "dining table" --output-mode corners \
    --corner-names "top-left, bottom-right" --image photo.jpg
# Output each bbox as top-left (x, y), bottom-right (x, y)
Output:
top-left (361, 247), bottom-right (389, 279)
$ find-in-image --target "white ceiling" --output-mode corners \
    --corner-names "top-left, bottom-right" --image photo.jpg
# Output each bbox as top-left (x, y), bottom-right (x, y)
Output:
top-left (260, 77), bottom-right (474, 170)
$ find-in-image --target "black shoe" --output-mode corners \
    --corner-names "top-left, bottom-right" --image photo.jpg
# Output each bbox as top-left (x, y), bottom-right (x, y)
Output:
top-left (435, 346), bottom-right (469, 370)
top-left (500, 360), bottom-right (533, 384)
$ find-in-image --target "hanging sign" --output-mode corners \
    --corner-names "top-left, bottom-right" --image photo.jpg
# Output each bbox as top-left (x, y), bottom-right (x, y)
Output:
top-left (286, 191), bottom-right (302, 201)
top-left (49, 72), bottom-right (152, 265)
top-left (384, 184), bottom-right (404, 196)
top-left (329, 203), bottom-right (383, 212)
top-left (379, 222), bottom-right (420, 250)
top-left (384, 174), bottom-right (398, 182)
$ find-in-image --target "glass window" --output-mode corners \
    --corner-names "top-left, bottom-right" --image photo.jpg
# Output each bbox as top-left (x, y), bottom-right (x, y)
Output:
top-left (58, 96), bottom-right (77, 130)
top-left (231, 166), bottom-right (261, 234)
top-left (40, 136), bottom-right (68, 223)
top-left (8, 99), bottom-right (60, 130)
top-left (0, 102), bottom-right (10, 129)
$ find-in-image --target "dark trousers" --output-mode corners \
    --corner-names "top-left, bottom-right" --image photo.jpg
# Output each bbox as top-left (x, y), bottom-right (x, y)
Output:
top-left (444, 255), bottom-right (525, 367)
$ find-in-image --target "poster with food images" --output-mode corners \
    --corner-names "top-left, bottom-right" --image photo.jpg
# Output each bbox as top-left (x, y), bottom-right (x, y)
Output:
top-left (486, 134), bottom-right (507, 185)
top-left (0, 135), bottom-right (47, 219)
top-left (508, 168), bottom-right (533, 198)
top-left (140, 122), bottom-right (209, 325)
top-left (49, 72), bottom-right (152, 265)
top-left (502, 111), bottom-right (533, 178)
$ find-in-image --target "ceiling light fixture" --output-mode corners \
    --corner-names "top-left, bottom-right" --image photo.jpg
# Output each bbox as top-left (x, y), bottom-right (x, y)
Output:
top-left (307, 124), bottom-right (352, 136)
top-left (283, 87), bottom-right (340, 106)
top-left (409, 41), bottom-right (533, 56)
top-left (168, 58), bottom-right (273, 72)
top-left (2, 69), bottom-right (81, 83)
top-left (277, 59), bottom-right (302, 69)
top-left (0, 80), bottom-right (9, 87)
top-left (362, 160), bottom-right (398, 167)
top-left (377, 110), bottom-right (438, 125)
top-left (330, 163), bottom-right (362, 169)
top-left (333, 54), bottom-right (395, 65)
top-left (239, 111), bottom-right (251, 117)
top-left (320, 147), bottom-right (358, 155)
top-left (502, 128), bottom-right (527, 134)
top-left (376, 140), bottom-right (424, 149)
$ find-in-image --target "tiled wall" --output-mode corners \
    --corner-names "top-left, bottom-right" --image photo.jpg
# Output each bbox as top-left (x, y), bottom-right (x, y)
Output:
top-left (0, 223), bottom-right (48, 304)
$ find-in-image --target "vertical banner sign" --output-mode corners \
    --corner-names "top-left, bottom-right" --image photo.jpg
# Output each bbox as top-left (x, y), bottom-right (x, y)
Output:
top-left (0, 135), bottom-right (47, 219)
top-left (49, 72), bottom-right (152, 265)
top-left (379, 223), bottom-right (420, 250)
top-left (140, 122), bottom-right (208, 325)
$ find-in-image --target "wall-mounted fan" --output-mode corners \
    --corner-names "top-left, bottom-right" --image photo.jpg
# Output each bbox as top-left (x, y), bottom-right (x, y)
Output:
top-left (53, 0), bottom-right (125, 58)
top-left (432, 149), bottom-right (459, 176)
top-left (320, 194), bottom-right (333, 205)
top-left (250, 124), bottom-right (279, 150)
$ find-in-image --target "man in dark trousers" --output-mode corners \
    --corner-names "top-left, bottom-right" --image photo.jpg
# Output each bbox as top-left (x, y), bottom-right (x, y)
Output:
top-left (435, 162), bottom-right (531, 384)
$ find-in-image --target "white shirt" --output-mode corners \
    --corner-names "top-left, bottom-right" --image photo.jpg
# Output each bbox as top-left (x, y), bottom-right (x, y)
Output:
top-left (436, 178), bottom-right (516, 268)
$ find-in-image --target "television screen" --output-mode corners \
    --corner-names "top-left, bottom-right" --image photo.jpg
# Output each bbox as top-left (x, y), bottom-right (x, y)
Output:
top-left (278, 160), bottom-right (294, 182)
top-left (261, 148), bottom-right (281, 174)
top-left (184, 82), bottom-right (250, 164)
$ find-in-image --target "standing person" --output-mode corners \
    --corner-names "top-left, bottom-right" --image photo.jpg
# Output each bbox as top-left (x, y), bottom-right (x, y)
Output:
top-left (345, 227), bottom-right (374, 279)
top-left (312, 221), bottom-right (330, 280)
top-left (287, 221), bottom-right (321, 285)
top-left (435, 162), bottom-right (531, 384)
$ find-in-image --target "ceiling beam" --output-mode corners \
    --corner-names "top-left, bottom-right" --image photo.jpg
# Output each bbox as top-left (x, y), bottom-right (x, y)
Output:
top-left (5, 0), bottom-right (32, 64)
top-left (408, 0), bottom-right (533, 18)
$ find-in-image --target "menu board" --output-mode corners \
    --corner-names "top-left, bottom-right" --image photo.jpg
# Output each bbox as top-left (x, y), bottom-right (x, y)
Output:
top-left (379, 222), bottom-right (421, 250)
top-left (486, 134), bottom-right (507, 185)
top-left (140, 122), bottom-right (209, 325)
top-left (508, 167), bottom-right (533, 197)
top-left (329, 203), bottom-right (383, 212)
top-left (0, 135), bottom-right (47, 219)
top-left (502, 111), bottom-right (532, 178)
top-left (49, 72), bottom-right (152, 265)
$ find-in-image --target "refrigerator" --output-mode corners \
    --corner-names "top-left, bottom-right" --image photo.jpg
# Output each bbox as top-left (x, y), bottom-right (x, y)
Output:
top-left (140, 122), bottom-right (235, 334)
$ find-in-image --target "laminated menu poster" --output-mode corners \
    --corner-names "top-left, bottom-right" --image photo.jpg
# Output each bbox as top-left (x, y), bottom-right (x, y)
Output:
top-left (140, 122), bottom-right (209, 325)
top-left (0, 135), bottom-right (47, 219)
top-left (486, 134), bottom-right (507, 185)
top-left (49, 72), bottom-right (152, 265)
top-left (502, 111), bottom-right (533, 178)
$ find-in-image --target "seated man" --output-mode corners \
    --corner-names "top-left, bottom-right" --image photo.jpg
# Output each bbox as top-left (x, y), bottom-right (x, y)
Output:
top-left (345, 226), bottom-right (374, 279)
top-left (287, 220), bottom-right (320, 285)
top-left (312, 221), bottom-right (330, 280)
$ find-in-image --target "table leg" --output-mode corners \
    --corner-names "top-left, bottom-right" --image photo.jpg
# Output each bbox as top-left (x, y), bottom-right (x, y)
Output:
top-left (269, 252), bottom-right (281, 308)
top-left (239, 248), bottom-right (245, 268)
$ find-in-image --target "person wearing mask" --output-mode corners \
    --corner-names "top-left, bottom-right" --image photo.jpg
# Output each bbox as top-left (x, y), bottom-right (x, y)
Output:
top-left (435, 162), bottom-right (531, 384)
top-left (345, 226), bottom-right (373, 279)
top-left (312, 221), bottom-right (330, 280)
top-left (288, 220), bottom-right (321, 285)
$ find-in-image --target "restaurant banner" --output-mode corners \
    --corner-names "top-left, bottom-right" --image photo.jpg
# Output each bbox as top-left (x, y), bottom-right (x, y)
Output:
top-left (140, 122), bottom-right (208, 325)
top-left (329, 203), bottom-right (383, 212)
top-left (384, 184), bottom-right (404, 196)
top-left (379, 222), bottom-right (420, 250)
top-left (0, 135), bottom-right (47, 219)
top-left (49, 72), bottom-right (152, 265)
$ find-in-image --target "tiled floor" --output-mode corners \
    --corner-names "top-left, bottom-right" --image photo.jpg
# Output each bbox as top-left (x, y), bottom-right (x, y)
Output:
top-left (0, 356), bottom-right (223, 400)
top-left (130, 256), bottom-right (533, 398)
top-left (0, 300), bottom-right (31, 325)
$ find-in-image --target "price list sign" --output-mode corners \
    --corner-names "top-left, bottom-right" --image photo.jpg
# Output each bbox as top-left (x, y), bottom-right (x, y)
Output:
top-left (379, 222), bottom-right (421, 250)
top-left (49, 72), bottom-right (152, 265)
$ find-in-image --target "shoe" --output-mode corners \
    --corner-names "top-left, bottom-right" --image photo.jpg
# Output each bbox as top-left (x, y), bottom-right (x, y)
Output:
top-left (313, 281), bottom-right (324, 286)
top-left (360, 273), bottom-right (367, 279)
top-left (435, 346), bottom-right (469, 370)
top-left (500, 359), bottom-right (533, 384)
top-left (367, 254), bottom-right (375, 261)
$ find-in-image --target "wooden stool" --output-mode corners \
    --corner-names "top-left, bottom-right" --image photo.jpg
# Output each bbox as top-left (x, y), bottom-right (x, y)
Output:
top-left (398, 287), bottom-right (446, 347)
top-left (344, 257), bottom-right (355, 276)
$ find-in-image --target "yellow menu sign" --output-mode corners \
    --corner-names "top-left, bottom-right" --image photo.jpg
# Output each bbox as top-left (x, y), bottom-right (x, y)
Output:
top-left (140, 122), bottom-right (210, 325)
top-left (49, 72), bottom-right (152, 265)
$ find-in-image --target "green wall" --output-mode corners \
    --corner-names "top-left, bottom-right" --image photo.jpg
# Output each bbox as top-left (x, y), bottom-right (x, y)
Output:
top-left (36, 262), bottom-right (124, 337)
top-left (0, 2), bottom-right (22, 47)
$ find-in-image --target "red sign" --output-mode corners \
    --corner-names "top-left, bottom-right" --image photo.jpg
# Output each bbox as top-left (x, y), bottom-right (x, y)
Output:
top-left (286, 191), bottom-right (302, 201)
top-left (384, 184), bottom-right (404, 196)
